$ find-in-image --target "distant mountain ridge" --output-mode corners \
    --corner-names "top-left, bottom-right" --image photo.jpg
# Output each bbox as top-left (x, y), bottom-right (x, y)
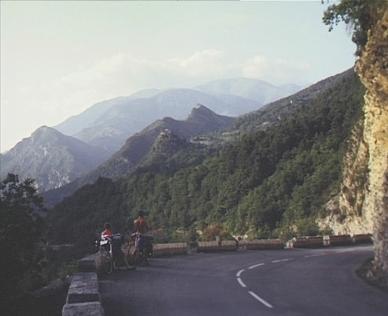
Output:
top-left (55, 89), bottom-right (257, 153)
top-left (195, 77), bottom-right (302, 105)
top-left (43, 105), bottom-right (234, 205)
top-left (53, 78), bottom-right (301, 154)
top-left (0, 126), bottom-right (109, 191)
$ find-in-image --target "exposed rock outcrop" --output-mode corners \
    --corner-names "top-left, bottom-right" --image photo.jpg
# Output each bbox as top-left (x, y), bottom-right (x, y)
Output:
top-left (356, 10), bottom-right (388, 275)
top-left (323, 10), bottom-right (388, 276)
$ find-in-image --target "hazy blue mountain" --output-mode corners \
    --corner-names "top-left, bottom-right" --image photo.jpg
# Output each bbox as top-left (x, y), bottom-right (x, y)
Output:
top-left (0, 126), bottom-right (109, 191)
top-left (53, 78), bottom-right (300, 155)
top-left (195, 78), bottom-right (302, 105)
top-left (128, 88), bottom-right (161, 99)
top-left (55, 97), bottom-right (130, 136)
top-left (66, 89), bottom-right (257, 153)
top-left (43, 105), bottom-right (234, 205)
top-left (54, 89), bottom-right (162, 136)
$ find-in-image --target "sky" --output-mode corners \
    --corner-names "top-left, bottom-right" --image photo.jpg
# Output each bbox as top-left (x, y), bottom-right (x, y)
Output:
top-left (0, 0), bottom-right (356, 152)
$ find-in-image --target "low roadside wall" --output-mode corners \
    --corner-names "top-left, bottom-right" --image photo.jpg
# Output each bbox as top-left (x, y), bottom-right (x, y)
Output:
top-left (291, 236), bottom-right (324, 248)
top-left (153, 243), bottom-right (188, 257)
top-left (197, 240), bottom-right (238, 252)
top-left (62, 254), bottom-right (104, 316)
top-left (329, 234), bottom-right (353, 247)
top-left (352, 234), bottom-right (373, 244)
top-left (240, 239), bottom-right (284, 250)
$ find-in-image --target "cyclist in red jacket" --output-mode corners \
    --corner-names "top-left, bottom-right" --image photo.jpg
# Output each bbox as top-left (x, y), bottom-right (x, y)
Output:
top-left (134, 211), bottom-right (148, 234)
top-left (101, 223), bottom-right (113, 239)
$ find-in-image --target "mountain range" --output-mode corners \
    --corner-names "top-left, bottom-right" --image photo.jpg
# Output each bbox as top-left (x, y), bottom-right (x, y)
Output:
top-left (1, 77), bottom-right (301, 193)
top-left (48, 68), bottom-right (363, 247)
top-left (54, 78), bottom-right (301, 153)
top-left (43, 105), bottom-right (235, 205)
top-left (196, 77), bottom-right (302, 105)
top-left (0, 126), bottom-right (109, 191)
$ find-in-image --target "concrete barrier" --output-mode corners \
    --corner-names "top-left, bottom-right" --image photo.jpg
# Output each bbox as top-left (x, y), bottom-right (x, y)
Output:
top-left (220, 240), bottom-right (238, 251)
top-left (152, 243), bottom-right (188, 257)
top-left (240, 239), bottom-right (284, 250)
top-left (197, 240), bottom-right (237, 252)
top-left (66, 273), bottom-right (100, 304)
top-left (62, 302), bottom-right (104, 316)
top-left (329, 234), bottom-right (353, 246)
top-left (62, 256), bottom-right (104, 316)
top-left (353, 234), bottom-right (373, 244)
top-left (291, 236), bottom-right (324, 248)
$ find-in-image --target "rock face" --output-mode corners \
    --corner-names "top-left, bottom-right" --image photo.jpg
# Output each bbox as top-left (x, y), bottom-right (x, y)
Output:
top-left (356, 10), bottom-right (388, 275)
top-left (324, 10), bottom-right (388, 275)
top-left (320, 118), bottom-right (371, 234)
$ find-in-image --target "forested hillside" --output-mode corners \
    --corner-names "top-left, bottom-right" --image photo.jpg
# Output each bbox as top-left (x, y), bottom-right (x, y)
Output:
top-left (49, 71), bottom-right (364, 247)
top-left (43, 106), bottom-right (233, 206)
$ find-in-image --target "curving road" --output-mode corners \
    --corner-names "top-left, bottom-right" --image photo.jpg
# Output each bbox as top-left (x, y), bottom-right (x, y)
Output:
top-left (100, 245), bottom-right (388, 316)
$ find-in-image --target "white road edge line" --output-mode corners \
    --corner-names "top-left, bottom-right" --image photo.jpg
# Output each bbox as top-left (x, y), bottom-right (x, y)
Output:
top-left (248, 291), bottom-right (273, 309)
top-left (272, 258), bottom-right (291, 263)
top-left (248, 263), bottom-right (265, 270)
top-left (237, 277), bottom-right (247, 288)
top-left (236, 269), bottom-right (245, 277)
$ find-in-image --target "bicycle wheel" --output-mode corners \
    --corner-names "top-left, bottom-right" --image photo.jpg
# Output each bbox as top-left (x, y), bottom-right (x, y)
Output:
top-left (100, 249), bottom-right (113, 274)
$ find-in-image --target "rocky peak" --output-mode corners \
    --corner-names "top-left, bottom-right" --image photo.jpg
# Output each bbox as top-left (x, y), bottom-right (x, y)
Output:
top-left (31, 126), bottom-right (64, 143)
top-left (187, 104), bottom-right (217, 122)
top-left (151, 129), bottom-right (187, 156)
top-left (152, 129), bottom-right (186, 154)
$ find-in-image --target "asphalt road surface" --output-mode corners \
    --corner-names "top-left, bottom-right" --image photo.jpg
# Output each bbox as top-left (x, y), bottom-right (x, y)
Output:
top-left (100, 245), bottom-right (388, 316)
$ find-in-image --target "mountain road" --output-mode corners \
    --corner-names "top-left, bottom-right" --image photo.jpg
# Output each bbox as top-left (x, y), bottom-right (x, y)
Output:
top-left (99, 245), bottom-right (388, 316)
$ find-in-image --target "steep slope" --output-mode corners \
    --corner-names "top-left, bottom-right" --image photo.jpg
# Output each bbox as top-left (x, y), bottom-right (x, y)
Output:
top-left (0, 126), bottom-right (109, 191)
top-left (95, 104), bottom-right (233, 176)
top-left (234, 68), bottom-right (354, 134)
top-left (196, 77), bottom-right (302, 105)
top-left (43, 106), bottom-right (234, 205)
top-left (356, 10), bottom-right (388, 276)
top-left (48, 70), bottom-right (363, 246)
top-left (322, 9), bottom-right (388, 277)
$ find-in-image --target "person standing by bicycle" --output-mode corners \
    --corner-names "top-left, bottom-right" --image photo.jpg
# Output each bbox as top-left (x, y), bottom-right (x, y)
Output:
top-left (134, 211), bottom-right (148, 235)
top-left (133, 211), bottom-right (152, 265)
top-left (99, 222), bottom-right (134, 271)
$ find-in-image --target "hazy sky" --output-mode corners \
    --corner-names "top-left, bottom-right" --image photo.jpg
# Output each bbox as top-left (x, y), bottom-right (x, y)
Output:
top-left (1, 0), bottom-right (355, 152)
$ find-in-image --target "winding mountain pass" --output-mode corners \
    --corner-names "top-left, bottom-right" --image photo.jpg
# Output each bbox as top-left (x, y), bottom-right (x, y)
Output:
top-left (100, 245), bottom-right (388, 316)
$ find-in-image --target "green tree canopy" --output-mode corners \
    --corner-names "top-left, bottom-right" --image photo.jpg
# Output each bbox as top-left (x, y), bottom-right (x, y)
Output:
top-left (0, 174), bottom-right (46, 312)
top-left (323, 0), bottom-right (386, 54)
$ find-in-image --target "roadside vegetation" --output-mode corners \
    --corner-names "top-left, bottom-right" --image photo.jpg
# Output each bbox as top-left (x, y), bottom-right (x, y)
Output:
top-left (49, 71), bottom-right (364, 247)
